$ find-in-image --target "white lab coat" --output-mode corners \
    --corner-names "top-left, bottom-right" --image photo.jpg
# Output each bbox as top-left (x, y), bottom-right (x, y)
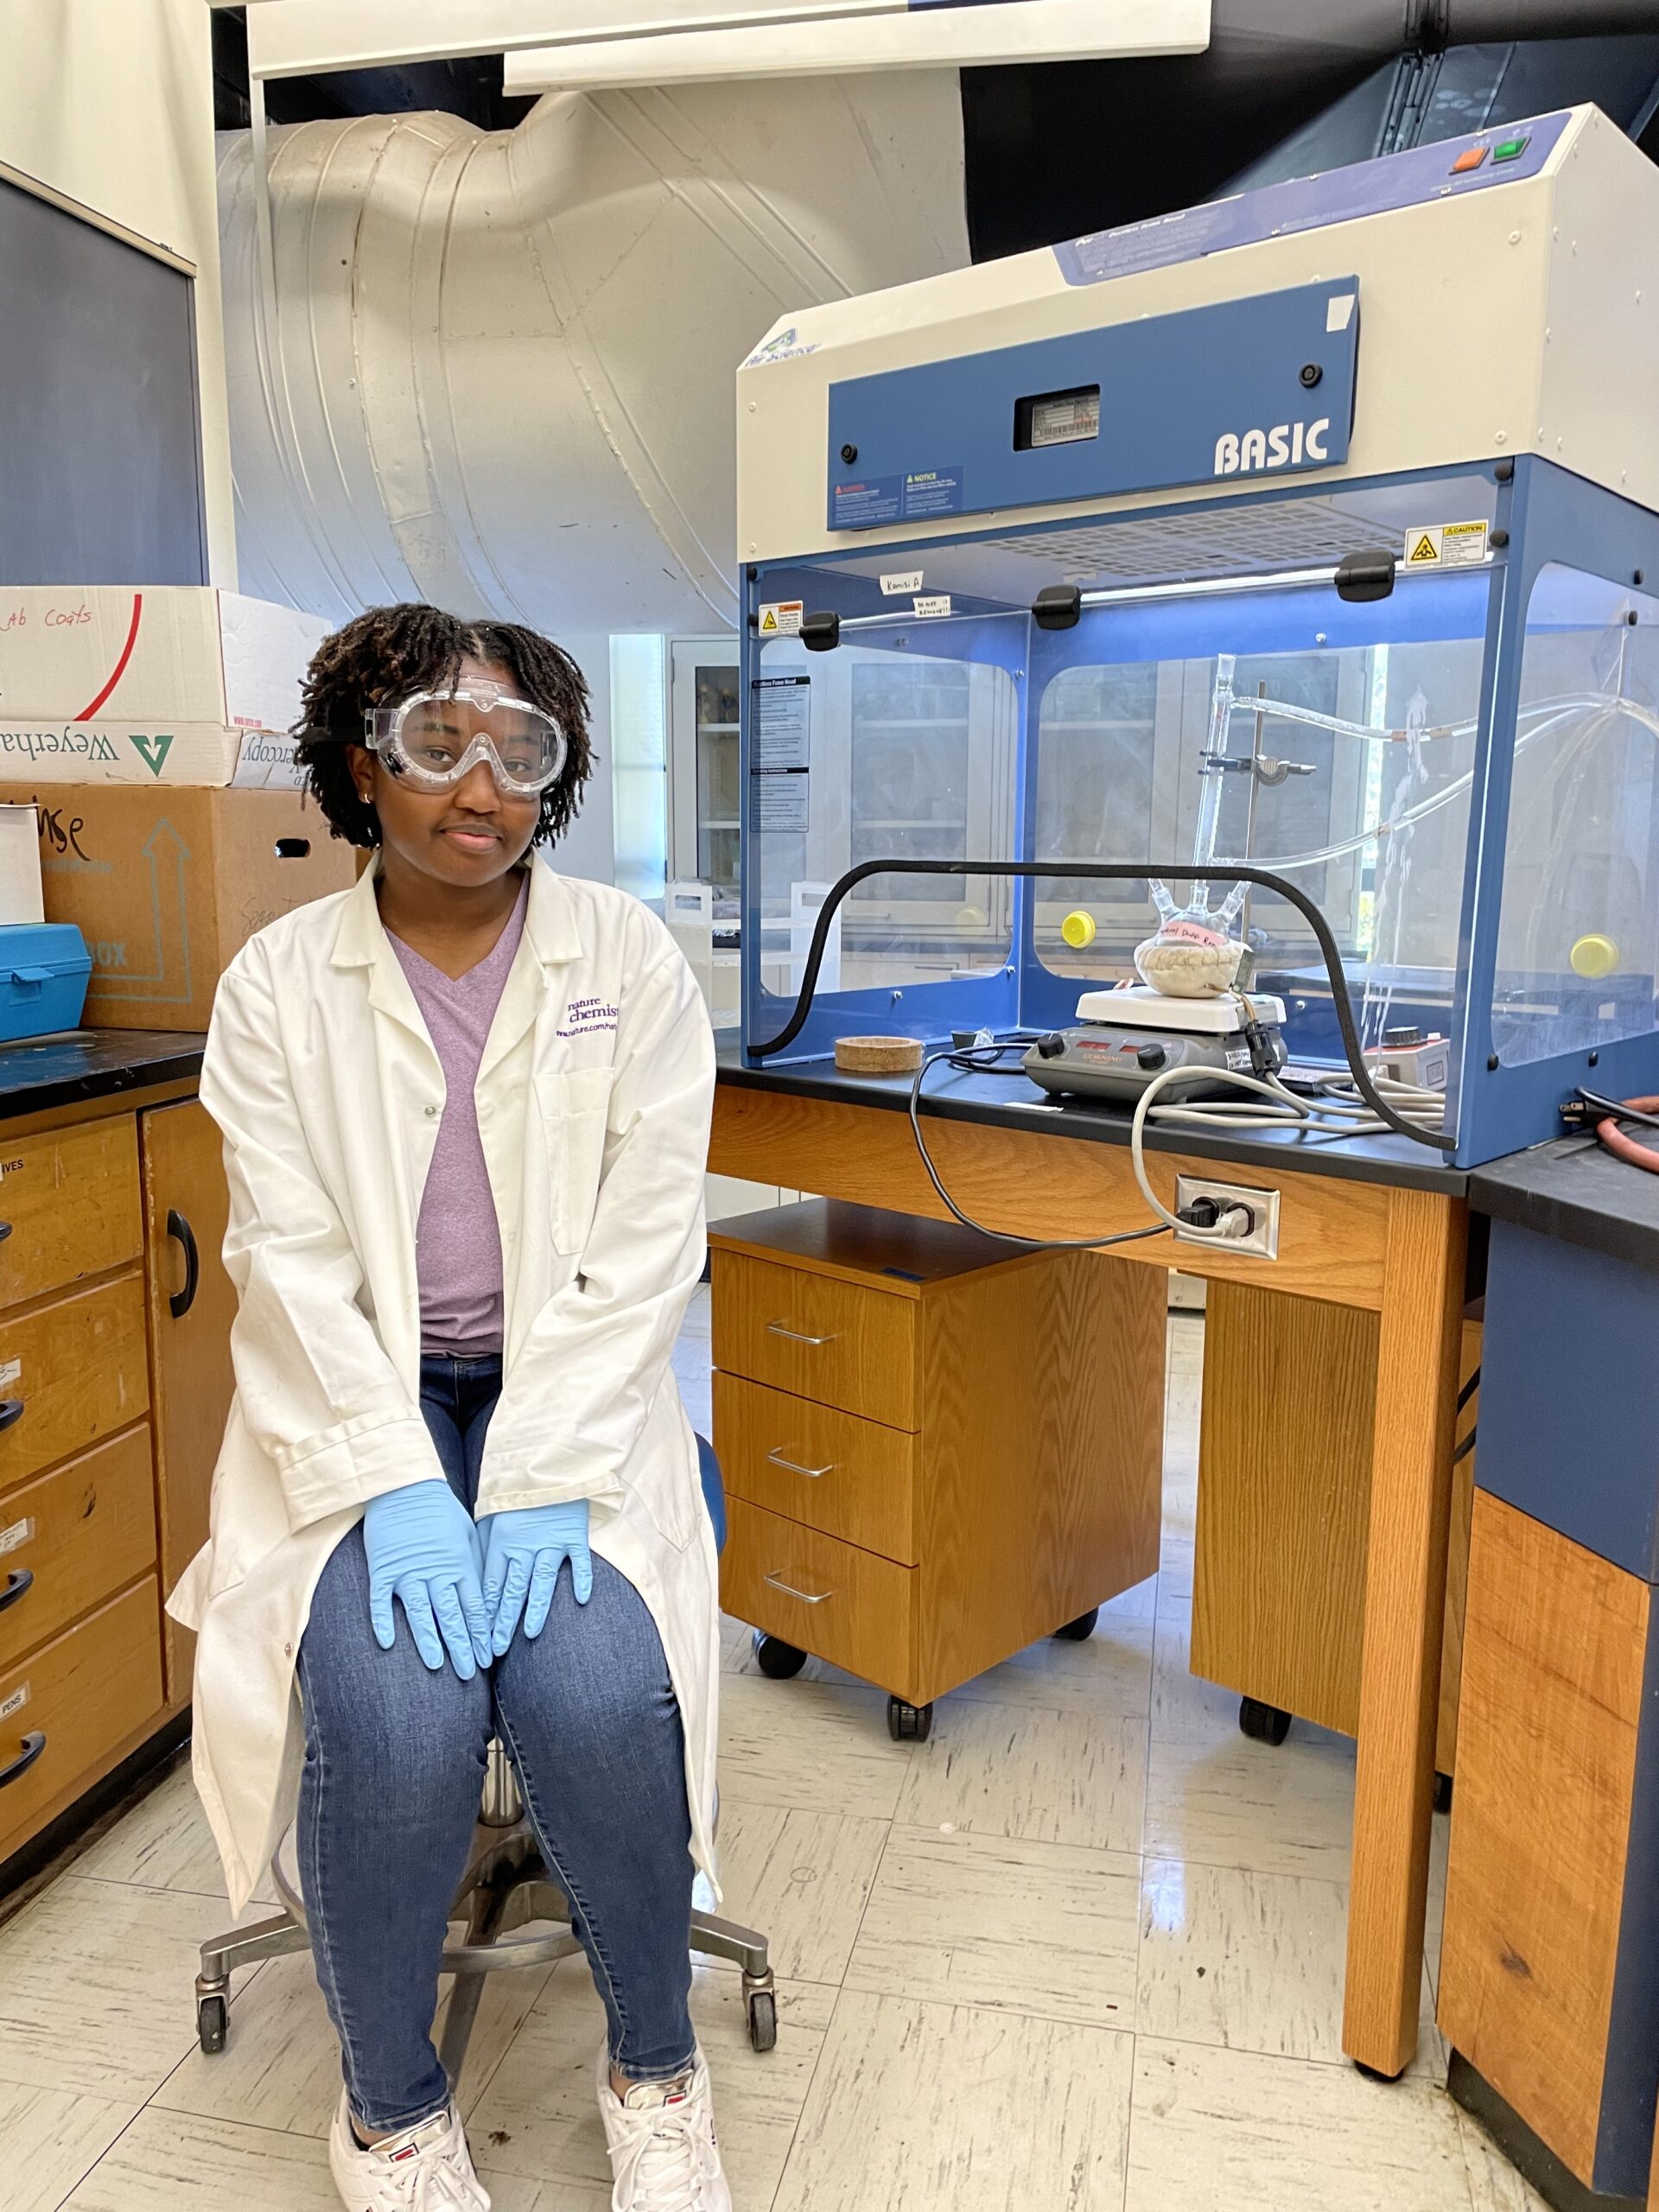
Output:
top-left (168, 858), bottom-right (720, 1916)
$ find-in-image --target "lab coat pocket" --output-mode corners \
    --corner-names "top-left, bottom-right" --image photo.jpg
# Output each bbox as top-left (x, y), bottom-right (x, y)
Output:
top-left (537, 1065), bottom-right (613, 1255)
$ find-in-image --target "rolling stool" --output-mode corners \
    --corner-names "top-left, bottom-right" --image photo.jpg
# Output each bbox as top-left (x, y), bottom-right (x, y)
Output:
top-left (193, 1440), bottom-right (777, 2067)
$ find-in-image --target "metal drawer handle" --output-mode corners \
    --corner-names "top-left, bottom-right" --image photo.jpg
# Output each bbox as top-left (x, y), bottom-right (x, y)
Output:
top-left (0, 1732), bottom-right (45, 1789)
top-left (766, 1449), bottom-right (833, 1479)
top-left (0, 1401), bottom-right (22, 1436)
top-left (0, 1569), bottom-right (32, 1615)
top-left (0, 1222), bottom-right (11, 1243)
top-left (766, 1321), bottom-right (836, 1347)
top-left (763, 1572), bottom-right (833, 1605)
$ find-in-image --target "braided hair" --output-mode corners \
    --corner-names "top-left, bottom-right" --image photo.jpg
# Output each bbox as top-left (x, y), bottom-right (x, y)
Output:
top-left (294, 602), bottom-right (594, 850)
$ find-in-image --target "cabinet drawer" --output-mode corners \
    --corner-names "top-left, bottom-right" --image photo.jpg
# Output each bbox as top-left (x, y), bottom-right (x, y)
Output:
top-left (721, 1497), bottom-right (916, 1700)
top-left (0, 1577), bottom-right (164, 1862)
top-left (711, 1253), bottom-right (918, 1427)
top-left (714, 1370), bottom-right (918, 1564)
top-left (0, 1276), bottom-right (149, 1489)
top-left (0, 1429), bottom-right (158, 1673)
top-left (0, 1118), bottom-right (143, 1312)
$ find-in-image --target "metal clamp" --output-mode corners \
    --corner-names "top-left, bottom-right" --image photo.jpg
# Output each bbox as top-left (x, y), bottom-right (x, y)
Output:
top-left (763, 1573), bottom-right (832, 1605)
top-left (766, 1449), bottom-right (833, 1479)
top-left (766, 1322), bottom-right (836, 1346)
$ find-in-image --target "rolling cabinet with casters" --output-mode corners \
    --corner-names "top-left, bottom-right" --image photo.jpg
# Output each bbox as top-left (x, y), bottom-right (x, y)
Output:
top-left (710, 1199), bottom-right (1165, 1740)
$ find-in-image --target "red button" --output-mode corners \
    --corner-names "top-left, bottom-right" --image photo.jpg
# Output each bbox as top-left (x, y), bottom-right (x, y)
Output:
top-left (1451, 146), bottom-right (1488, 175)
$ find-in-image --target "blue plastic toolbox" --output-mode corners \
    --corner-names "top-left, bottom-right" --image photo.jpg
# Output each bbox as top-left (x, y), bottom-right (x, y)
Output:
top-left (0, 923), bottom-right (92, 1043)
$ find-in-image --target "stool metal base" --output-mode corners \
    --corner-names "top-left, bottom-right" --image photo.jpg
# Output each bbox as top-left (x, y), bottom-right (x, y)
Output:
top-left (195, 1755), bottom-right (776, 2071)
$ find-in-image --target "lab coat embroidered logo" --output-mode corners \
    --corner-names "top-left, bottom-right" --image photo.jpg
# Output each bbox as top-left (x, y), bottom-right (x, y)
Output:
top-left (557, 996), bottom-right (619, 1039)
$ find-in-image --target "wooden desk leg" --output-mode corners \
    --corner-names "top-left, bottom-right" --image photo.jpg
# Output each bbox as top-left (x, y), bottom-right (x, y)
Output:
top-left (1342, 1186), bottom-right (1467, 2076)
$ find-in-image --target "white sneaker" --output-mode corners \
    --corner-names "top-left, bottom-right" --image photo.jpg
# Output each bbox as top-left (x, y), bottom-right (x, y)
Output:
top-left (596, 2046), bottom-right (733, 2211)
top-left (328, 2090), bottom-right (492, 2212)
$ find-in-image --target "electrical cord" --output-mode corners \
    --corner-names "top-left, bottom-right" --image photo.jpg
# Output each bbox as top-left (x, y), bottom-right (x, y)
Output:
top-left (906, 1042), bottom-right (1174, 1252)
top-left (1128, 1063), bottom-right (1447, 1243)
top-left (1570, 1088), bottom-right (1659, 1174)
top-left (751, 856), bottom-right (1457, 1152)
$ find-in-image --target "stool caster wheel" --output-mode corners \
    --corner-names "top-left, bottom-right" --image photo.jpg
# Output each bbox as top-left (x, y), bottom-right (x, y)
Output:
top-left (1433, 1771), bottom-right (1453, 1815)
top-left (197, 1991), bottom-right (228, 2055)
top-left (1053, 1607), bottom-right (1099, 1643)
top-left (887, 1697), bottom-right (932, 1744)
top-left (753, 1633), bottom-right (808, 1681)
top-left (746, 1980), bottom-right (778, 2053)
top-left (1239, 1697), bottom-right (1292, 1746)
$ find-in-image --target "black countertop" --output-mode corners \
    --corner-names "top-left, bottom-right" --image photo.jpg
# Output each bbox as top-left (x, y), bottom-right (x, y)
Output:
top-left (715, 1037), bottom-right (1469, 1196)
top-left (0, 1029), bottom-right (205, 1122)
top-left (1471, 1135), bottom-right (1659, 1274)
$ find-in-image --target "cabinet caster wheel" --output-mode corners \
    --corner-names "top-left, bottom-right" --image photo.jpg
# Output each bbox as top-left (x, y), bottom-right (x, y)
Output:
top-left (197, 1992), bottom-right (228, 2055)
top-left (753, 1632), bottom-right (808, 1680)
top-left (1433, 1771), bottom-right (1453, 1815)
top-left (887, 1697), bottom-right (932, 1743)
top-left (1239, 1697), bottom-right (1292, 1746)
top-left (1053, 1607), bottom-right (1099, 1643)
top-left (746, 1986), bottom-right (778, 2052)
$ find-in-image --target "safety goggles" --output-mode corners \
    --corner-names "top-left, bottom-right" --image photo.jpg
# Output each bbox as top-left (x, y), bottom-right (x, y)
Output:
top-left (363, 684), bottom-right (569, 797)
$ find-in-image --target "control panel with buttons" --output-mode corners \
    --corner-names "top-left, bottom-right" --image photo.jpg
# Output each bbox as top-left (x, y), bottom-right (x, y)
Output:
top-left (1022, 1015), bottom-right (1287, 1106)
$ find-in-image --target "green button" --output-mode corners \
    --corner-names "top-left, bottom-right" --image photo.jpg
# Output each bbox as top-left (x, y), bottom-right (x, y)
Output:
top-left (1492, 136), bottom-right (1529, 162)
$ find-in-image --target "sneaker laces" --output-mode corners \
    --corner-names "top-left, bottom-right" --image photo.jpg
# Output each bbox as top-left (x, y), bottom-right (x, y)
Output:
top-left (369, 2121), bottom-right (486, 2212)
top-left (607, 2088), bottom-right (716, 2211)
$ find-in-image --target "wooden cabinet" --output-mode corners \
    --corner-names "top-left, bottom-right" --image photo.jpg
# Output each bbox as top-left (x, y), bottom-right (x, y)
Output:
top-left (1192, 1281), bottom-right (1480, 1770)
top-left (0, 1085), bottom-right (232, 1880)
top-left (141, 1100), bottom-right (235, 1703)
top-left (712, 1200), bottom-right (1165, 1717)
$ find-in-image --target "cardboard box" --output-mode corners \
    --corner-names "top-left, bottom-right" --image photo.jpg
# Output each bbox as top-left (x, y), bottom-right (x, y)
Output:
top-left (29, 783), bottom-right (355, 1031)
top-left (0, 722), bottom-right (304, 789)
top-left (0, 588), bottom-right (327, 785)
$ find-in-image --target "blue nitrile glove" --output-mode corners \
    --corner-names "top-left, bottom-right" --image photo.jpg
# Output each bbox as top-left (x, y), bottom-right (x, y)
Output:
top-left (363, 1480), bottom-right (493, 1678)
top-left (479, 1500), bottom-right (593, 1654)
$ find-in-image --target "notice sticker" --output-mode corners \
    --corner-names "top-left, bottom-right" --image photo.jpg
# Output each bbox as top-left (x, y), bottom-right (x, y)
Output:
top-left (0, 1361), bottom-right (17, 1391)
top-left (0, 1682), bottom-right (29, 1725)
top-left (0, 1516), bottom-right (33, 1559)
top-left (1404, 519), bottom-right (1489, 570)
top-left (757, 601), bottom-right (804, 637)
top-left (753, 675), bottom-right (810, 770)
top-left (880, 571), bottom-right (924, 596)
top-left (912, 594), bottom-right (953, 619)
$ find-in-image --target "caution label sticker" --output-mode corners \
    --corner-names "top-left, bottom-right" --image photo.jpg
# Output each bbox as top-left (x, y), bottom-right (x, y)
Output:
top-left (758, 601), bottom-right (804, 637)
top-left (1404, 519), bottom-right (1489, 570)
top-left (912, 594), bottom-right (952, 619)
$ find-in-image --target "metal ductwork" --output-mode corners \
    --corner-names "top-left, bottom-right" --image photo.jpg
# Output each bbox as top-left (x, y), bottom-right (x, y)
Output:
top-left (965, 1), bottom-right (1659, 254)
top-left (217, 75), bottom-right (969, 631)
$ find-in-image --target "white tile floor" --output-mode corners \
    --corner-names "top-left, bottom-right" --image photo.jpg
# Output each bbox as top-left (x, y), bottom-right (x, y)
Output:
top-left (2, 1298), bottom-right (1546, 2212)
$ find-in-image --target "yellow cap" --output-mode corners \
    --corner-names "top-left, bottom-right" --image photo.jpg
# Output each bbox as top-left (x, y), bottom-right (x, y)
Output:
top-left (1570, 932), bottom-right (1620, 980)
top-left (1060, 909), bottom-right (1097, 950)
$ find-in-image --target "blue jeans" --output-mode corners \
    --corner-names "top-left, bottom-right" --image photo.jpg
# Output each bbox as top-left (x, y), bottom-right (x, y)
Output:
top-left (296, 1353), bottom-right (696, 2134)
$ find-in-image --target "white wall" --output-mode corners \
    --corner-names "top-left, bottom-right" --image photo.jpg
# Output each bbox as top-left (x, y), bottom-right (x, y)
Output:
top-left (547, 629), bottom-right (617, 885)
top-left (0, 0), bottom-right (235, 584)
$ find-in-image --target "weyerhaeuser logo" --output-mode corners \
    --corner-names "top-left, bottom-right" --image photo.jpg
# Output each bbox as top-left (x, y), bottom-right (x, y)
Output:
top-left (1213, 419), bottom-right (1331, 478)
top-left (0, 727), bottom-right (119, 762)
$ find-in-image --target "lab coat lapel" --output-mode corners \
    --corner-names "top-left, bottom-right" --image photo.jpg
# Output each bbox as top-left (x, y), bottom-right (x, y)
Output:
top-left (478, 860), bottom-right (582, 1087)
top-left (328, 864), bottom-right (442, 1388)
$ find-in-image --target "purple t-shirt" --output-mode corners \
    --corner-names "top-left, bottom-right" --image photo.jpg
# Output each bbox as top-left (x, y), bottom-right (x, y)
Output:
top-left (389, 875), bottom-right (529, 1355)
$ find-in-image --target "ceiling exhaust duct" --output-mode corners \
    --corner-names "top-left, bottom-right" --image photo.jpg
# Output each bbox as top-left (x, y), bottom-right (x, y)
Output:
top-left (217, 76), bottom-right (969, 631)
